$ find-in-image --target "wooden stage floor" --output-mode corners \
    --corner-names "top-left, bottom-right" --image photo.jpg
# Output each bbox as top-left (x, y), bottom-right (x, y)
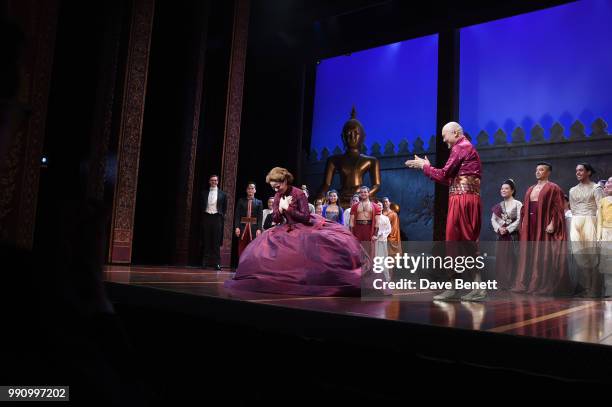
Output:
top-left (104, 265), bottom-right (612, 347)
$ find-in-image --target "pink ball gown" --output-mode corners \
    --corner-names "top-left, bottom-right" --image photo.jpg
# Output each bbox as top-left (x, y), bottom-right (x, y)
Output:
top-left (225, 186), bottom-right (367, 296)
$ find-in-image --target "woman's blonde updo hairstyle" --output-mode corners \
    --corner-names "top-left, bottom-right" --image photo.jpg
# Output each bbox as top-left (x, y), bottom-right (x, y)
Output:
top-left (265, 167), bottom-right (294, 184)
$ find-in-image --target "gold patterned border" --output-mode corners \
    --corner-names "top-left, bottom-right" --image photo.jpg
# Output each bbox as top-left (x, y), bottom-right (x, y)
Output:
top-left (109, 0), bottom-right (155, 263)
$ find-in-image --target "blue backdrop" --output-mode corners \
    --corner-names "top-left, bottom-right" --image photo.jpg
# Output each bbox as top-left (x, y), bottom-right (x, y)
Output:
top-left (460, 0), bottom-right (612, 141)
top-left (311, 34), bottom-right (439, 153)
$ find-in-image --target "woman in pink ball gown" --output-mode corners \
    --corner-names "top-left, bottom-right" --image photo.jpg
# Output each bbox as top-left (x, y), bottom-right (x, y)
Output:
top-left (225, 167), bottom-right (367, 296)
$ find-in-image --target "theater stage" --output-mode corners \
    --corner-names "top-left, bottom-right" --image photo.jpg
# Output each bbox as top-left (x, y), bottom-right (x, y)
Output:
top-left (104, 265), bottom-right (612, 385)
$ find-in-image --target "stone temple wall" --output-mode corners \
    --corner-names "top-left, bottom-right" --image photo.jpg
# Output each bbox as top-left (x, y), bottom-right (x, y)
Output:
top-left (303, 119), bottom-right (612, 241)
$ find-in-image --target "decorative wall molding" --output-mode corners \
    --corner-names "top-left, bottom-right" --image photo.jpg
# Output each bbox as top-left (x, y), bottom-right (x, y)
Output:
top-left (109, 0), bottom-right (155, 263)
top-left (307, 118), bottom-right (610, 162)
top-left (220, 0), bottom-right (250, 267)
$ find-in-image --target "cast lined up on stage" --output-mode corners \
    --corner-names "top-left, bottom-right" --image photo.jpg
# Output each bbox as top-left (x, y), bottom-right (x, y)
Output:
top-left (225, 167), bottom-right (368, 296)
top-left (214, 120), bottom-right (610, 300)
top-left (497, 162), bottom-right (612, 297)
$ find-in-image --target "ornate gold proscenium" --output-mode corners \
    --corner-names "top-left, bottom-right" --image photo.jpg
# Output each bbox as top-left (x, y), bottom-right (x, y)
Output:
top-left (318, 107), bottom-right (381, 208)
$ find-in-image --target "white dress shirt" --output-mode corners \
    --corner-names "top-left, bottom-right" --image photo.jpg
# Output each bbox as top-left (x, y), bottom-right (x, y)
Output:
top-left (262, 208), bottom-right (272, 223)
top-left (206, 187), bottom-right (218, 214)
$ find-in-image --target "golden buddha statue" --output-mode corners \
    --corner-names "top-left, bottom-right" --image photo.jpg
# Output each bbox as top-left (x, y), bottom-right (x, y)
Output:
top-left (318, 108), bottom-right (381, 208)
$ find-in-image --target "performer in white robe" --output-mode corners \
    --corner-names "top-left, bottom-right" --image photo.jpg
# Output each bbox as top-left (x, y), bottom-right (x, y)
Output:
top-left (569, 163), bottom-right (604, 297)
top-left (375, 202), bottom-right (391, 281)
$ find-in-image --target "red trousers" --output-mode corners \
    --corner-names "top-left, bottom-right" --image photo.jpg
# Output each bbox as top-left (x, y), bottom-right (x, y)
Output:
top-left (446, 194), bottom-right (481, 241)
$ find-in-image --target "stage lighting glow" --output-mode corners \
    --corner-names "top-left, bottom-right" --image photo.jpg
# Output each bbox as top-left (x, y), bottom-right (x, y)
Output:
top-left (460, 0), bottom-right (612, 141)
top-left (311, 34), bottom-right (439, 154)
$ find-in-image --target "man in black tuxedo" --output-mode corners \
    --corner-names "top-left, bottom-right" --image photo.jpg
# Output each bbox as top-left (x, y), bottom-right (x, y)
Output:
top-left (234, 182), bottom-right (263, 258)
top-left (202, 175), bottom-right (227, 270)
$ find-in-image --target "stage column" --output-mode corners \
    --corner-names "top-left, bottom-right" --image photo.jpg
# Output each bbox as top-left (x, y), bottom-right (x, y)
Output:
top-left (433, 29), bottom-right (460, 241)
top-left (108, 0), bottom-right (155, 263)
top-left (220, 0), bottom-right (250, 267)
